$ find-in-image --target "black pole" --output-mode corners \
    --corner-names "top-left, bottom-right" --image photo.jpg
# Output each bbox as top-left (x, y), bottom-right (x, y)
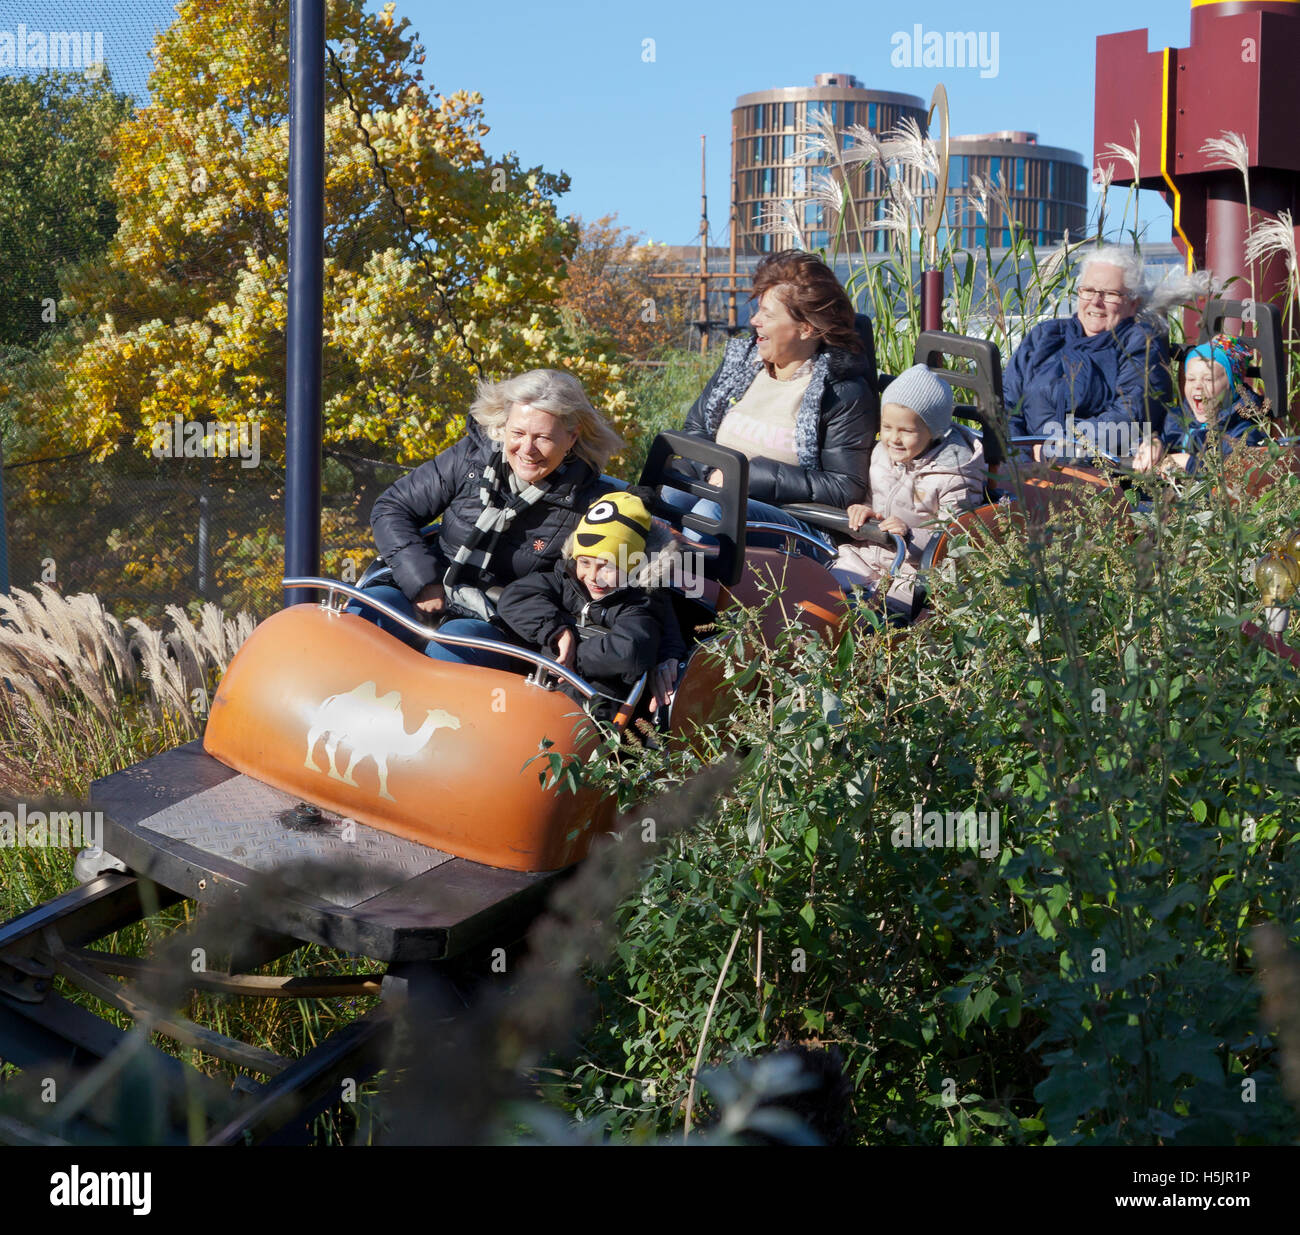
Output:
top-left (284, 0), bottom-right (324, 607)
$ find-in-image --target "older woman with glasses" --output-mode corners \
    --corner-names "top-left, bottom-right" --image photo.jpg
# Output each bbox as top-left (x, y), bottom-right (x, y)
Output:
top-left (1004, 246), bottom-right (1172, 462)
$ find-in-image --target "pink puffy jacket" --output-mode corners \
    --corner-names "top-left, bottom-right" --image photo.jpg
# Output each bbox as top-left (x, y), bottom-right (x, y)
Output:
top-left (831, 424), bottom-right (987, 600)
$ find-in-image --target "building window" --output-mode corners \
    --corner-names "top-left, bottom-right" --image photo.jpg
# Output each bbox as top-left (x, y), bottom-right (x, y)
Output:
top-left (1048, 162), bottom-right (1056, 195)
top-left (783, 134), bottom-right (796, 160)
top-left (1015, 157), bottom-right (1025, 192)
top-left (784, 101), bottom-right (795, 129)
top-left (868, 103), bottom-right (877, 131)
top-left (989, 155), bottom-right (1001, 185)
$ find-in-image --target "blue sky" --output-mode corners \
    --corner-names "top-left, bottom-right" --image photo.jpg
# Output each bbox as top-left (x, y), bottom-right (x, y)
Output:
top-left (401, 0), bottom-right (1195, 246)
top-left (0, 0), bottom-right (1193, 244)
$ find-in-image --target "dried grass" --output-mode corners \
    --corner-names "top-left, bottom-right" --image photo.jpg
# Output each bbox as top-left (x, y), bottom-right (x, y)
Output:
top-left (0, 587), bottom-right (255, 793)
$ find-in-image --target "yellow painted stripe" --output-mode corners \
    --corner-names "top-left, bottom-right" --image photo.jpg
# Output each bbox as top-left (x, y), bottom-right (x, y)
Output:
top-left (1160, 47), bottom-right (1195, 272)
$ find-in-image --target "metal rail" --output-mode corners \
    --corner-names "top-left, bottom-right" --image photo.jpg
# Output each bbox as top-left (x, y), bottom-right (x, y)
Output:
top-left (284, 577), bottom-right (648, 716)
top-left (745, 521), bottom-right (907, 576)
top-left (1009, 434), bottom-right (1125, 467)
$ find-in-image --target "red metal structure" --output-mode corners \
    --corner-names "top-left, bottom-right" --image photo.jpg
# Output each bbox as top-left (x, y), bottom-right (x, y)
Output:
top-left (1094, 0), bottom-right (1300, 311)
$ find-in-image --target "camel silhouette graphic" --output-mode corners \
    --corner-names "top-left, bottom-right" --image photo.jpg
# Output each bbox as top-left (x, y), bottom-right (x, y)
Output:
top-left (304, 681), bottom-right (460, 802)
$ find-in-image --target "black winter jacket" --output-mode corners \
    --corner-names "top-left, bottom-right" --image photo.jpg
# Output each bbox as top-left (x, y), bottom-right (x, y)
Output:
top-left (370, 424), bottom-right (607, 601)
top-left (496, 560), bottom-right (666, 694)
top-left (681, 314), bottom-right (879, 508)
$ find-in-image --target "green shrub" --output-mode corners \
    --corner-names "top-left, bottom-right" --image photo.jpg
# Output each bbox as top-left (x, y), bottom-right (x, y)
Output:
top-left (560, 449), bottom-right (1300, 1144)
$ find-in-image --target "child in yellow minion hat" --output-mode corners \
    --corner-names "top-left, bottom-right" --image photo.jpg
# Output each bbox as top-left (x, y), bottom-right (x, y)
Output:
top-left (496, 490), bottom-right (688, 706)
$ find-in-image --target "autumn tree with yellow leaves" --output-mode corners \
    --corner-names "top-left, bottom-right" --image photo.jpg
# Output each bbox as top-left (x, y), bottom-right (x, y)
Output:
top-left (31, 0), bottom-right (628, 471)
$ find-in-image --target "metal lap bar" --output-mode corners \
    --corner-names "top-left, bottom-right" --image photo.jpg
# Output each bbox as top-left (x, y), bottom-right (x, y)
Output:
top-left (744, 520), bottom-right (835, 558)
top-left (1008, 435), bottom-right (1123, 466)
top-left (285, 577), bottom-right (648, 721)
top-left (283, 577), bottom-right (597, 699)
top-left (745, 521), bottom-right (906, 575)
top-left (608, 672), bottom-right (649, 729)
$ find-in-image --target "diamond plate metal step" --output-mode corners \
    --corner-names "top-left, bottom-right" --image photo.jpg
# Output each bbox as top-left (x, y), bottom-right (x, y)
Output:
top-left (134, 775), bottom-right (451, 908)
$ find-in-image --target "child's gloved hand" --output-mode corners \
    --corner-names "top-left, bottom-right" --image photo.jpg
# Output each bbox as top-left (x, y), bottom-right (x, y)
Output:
top-left (846, 504), bottom-right (877, 531)
top-left (649, 659), bottom-right (683, 716)
top-left (553, 627), bottom-right (576, 669)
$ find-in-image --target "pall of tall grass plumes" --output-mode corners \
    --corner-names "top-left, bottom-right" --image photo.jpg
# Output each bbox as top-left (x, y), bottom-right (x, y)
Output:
top-left (0, 584), bottom-right (253, 796)
top-left (788, 110), bottom-right (1088, 374)
top-left (1245, 207), bottom-right (1299, 384)
top-left (1201, 130), bottom-right (1254, 304)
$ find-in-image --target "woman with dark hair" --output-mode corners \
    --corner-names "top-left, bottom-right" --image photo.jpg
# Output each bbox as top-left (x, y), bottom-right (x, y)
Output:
top-left (667, 250), bottom-right (879, 543)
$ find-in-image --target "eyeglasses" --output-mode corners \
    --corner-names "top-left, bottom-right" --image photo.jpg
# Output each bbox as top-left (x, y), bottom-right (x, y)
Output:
top-left (1077, 286), bottom-right (1128, 305)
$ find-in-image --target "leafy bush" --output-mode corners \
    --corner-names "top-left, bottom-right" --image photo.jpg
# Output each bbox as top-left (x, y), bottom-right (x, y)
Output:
top-left (560, 450), bottom-right (1300, 1144)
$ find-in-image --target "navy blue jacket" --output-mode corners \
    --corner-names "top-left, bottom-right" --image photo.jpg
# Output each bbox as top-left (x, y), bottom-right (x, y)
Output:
top-left (1005, 316), bottom-right (1171, 441)
top-left (1160, 390), bottom-right (1268, 471)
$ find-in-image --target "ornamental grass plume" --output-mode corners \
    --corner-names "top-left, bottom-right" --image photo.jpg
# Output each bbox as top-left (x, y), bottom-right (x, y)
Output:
top-left (809, 172), bottom-right (847, 230)
top-left (1101, 123), bottom-right (1142, 241)
top-left (1244, 208), bottom-right (1298, 343)
top-left (881, 115), bottom-right (938, 179)
top-left (840, 124), bottom-right (884, 169)
top-left (1202, 131), bottom-right (1254, 302)
top-left (756, 199), bottom-right (806, 250)
top-left (797, 107), bottom-right (843, 166)
top-left (0, 587), bottom-right (254, 794)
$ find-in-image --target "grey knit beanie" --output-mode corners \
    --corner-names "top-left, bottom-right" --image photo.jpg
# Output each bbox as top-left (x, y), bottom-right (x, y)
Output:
top-left (882, 364), bottom-right (953, 439)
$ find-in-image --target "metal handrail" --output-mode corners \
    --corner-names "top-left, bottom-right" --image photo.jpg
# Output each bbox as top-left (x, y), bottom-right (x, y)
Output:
top-left (284, 576), bottom-right (629, 706)
top-left (744, 521), bottom-right (907, 576)
top-left (744, 520), bottom-right (834, 558)
top-left (1008, 434), bottom-right (1124, 467)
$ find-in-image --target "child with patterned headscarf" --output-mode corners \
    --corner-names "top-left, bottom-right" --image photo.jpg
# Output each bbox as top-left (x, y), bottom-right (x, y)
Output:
top-left (1157, 333), bottom-right (1269, 473)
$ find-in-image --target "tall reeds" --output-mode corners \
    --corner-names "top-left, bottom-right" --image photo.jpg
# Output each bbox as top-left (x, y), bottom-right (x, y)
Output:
top-left (0, 585), bottom-right (253, 796)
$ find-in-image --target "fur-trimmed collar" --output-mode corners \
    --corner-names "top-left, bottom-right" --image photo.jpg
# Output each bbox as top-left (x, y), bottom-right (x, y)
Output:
top-left (700, 332), bottom-right (873, 470)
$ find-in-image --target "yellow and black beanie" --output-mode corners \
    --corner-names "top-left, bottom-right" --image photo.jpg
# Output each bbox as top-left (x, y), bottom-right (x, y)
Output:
top-left (569, 491), bottom-right (652, 563)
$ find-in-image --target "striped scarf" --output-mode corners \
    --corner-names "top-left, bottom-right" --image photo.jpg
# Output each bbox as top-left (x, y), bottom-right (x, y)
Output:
top-left (442, 445), bottom-right (550, 621)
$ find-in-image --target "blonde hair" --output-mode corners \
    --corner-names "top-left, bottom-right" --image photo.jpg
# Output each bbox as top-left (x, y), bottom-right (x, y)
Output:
top-left (469, 369), bottom-right (624, 472)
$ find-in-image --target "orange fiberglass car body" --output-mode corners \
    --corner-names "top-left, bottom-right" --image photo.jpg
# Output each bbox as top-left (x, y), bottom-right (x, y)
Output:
top-left (201, 559), bottom-right (846, 874)
top-left (201, 471), bottom-right (856, 876)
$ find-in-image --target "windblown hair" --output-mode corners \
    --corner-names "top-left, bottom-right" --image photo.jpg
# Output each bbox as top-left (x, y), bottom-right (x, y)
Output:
top-left (751, 251), bottom-right (864, 357)
top-left (1077, 244), bottom-right (1212, 320)
top-left (470, 369), bottom-right (625, 473)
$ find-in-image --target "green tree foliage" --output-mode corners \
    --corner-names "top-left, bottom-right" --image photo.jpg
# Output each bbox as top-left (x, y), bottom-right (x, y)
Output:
top-left (22, 0), bottom-right (627, 469)
top-left (0, 71), bottom-right (132, 349)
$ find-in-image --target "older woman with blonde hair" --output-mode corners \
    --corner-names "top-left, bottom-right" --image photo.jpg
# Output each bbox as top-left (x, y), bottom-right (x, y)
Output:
top-left (353, 369), bottom-right (633, 670)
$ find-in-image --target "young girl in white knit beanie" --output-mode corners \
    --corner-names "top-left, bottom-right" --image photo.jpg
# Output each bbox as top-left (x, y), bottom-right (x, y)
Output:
top-left (832, 365), bottom-right (987, 604)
